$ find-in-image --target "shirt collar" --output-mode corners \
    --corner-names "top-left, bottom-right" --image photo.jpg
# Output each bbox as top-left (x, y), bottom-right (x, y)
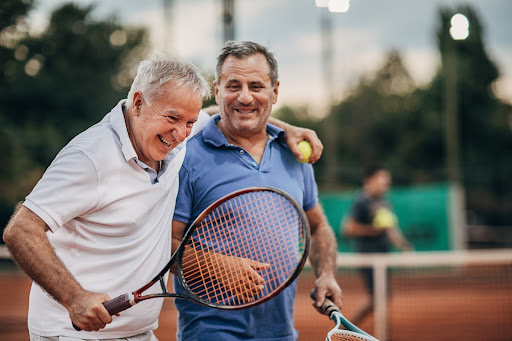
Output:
top-left (110, 100), bottom-right (137, 162)
top-left (202, 114), bottom-right (286, 147)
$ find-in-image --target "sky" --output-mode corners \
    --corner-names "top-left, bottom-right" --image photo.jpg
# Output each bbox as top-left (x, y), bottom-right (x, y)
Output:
top-left (29, 0), bottom-right (512, 114)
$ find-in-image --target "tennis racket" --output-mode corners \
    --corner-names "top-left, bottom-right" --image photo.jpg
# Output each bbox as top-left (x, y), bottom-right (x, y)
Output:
top-left (73, 187), bottom-right (309, 330)
top-left (311, 290), bottom-right (380, 341)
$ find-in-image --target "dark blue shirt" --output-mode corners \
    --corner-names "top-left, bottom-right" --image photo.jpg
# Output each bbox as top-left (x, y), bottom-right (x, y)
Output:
top-left (350, 193), bottom-right (392, 253)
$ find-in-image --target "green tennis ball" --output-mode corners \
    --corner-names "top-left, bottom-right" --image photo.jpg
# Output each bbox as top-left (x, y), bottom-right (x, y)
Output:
top-left (296, 140), bottom-right (312, 163)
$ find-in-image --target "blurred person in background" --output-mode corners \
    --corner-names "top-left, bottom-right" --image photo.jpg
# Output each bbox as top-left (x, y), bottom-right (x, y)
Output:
top-left (343, 165), bottom-right (412, 325)
top-left (3, 52), bottom-right (323, 341)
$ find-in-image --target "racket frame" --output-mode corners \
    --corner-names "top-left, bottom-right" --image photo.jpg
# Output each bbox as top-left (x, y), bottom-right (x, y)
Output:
top-left (114, 187), bottom-right (309, 310)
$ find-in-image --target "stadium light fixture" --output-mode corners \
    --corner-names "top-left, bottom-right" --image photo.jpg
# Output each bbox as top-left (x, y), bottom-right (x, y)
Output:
top-left (329, 0), bottom-right (350, 13)
top-left (449, 13), bottom-right (469, 40)
top-left (315, 0), bottom-right (329, 7)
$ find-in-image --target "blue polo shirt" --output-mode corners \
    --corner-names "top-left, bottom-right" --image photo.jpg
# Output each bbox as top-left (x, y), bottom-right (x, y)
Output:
top-left (173, 114), bottom-right (319, 341)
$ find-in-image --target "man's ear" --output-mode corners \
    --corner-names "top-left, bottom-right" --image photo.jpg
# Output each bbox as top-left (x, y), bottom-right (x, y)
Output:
top-left (272, 81), bottom-right (280, 105)
top-left (132, 92), bottom-right (144, 116)
top-left (213, 81), bottom-right (220, 105)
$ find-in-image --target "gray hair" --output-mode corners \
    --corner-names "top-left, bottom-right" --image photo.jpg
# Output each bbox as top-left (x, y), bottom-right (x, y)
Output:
top-left (215, 41), bottom-right (279, 86)
top-left (126, 52), bottom-right (210, 109)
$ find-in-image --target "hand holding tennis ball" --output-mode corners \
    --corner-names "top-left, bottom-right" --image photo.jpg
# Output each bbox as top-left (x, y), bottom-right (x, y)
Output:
top-left (373, 208), bottom-right (397, 229)
top-left (296, 140), bottom-right (312, 163)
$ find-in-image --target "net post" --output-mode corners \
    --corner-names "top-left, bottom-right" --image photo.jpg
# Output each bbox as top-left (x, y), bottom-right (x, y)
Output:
top-left (449, 183), bottom-right (467, 250)
top-left (373, 260), bottom-right (387, 341)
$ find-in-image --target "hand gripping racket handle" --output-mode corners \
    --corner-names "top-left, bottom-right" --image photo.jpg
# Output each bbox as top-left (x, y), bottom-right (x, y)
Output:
top-left (102, 293), bottom-right (135, 315)
top-left (72, 293), bottom-right (135, 331)
top-left (310, 289), bottom-right (340, 318)
top-left (311, 288), bottom-right (377, 339)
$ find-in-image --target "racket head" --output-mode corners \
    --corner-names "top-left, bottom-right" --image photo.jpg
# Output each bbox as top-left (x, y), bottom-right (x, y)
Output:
top-left (328, 329), bottom-right (377, 341)
top-left (176, 187), bottom-right (310, 309)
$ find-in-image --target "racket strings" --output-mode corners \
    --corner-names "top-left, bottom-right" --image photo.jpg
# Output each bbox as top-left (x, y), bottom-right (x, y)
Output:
top-left (329, 331), bottom-right (376, 341)
top-left (183, 195), bottom-right (301, 303)
top-left (180, 190), bottom-right (306, 306)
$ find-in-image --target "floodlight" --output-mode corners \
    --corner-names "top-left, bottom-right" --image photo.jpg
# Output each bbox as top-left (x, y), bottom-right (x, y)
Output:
top-left (315, 0), bottom-right (330, 7)
top-left (329, 0), bottom-right (350, 13)
top-left (449, 13), bottom-right (469, 40)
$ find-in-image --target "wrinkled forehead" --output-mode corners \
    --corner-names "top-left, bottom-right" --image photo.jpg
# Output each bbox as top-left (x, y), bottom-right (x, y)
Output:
top-left (218, 54), bottom-right (272, 83)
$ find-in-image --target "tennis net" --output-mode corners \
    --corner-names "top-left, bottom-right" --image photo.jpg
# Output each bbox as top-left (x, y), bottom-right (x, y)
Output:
top-left (332, 250), bottom-right (512, 341)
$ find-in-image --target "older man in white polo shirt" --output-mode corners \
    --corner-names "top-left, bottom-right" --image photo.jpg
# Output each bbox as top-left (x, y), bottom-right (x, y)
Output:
top-left (3, 53), bottom-right (323, 341)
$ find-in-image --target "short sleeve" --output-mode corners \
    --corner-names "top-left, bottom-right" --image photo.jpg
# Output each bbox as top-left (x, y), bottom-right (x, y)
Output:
top-left (302, 164), bottom-right (319, 211)
top-left (23, 149), bottom-right (99, 232)
top-left (173, 165), bottom-right (194, 224)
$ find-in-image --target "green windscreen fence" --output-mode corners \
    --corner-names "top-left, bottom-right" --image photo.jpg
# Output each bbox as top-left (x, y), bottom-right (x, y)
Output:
top-left (320, 183), bottom-right (453, 252)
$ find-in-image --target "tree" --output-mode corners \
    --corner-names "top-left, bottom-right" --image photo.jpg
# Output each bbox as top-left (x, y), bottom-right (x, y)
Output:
top-left (0, 2), bottom-right (148, 229)
top-left (275, 5), bottom-right (512, 226)
top-left (436, 5), bottom-right (512, 225)
top-left (323, 50), bottom-right (440, 187)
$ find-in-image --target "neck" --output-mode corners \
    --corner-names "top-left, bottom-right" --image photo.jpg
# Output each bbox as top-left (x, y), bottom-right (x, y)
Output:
top-left (218, 121), bottom-right (268, 164)
top-left (218, 120), bottom-right (268, 145)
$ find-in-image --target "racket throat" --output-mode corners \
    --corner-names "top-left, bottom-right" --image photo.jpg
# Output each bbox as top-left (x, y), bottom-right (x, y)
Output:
top-left (127, 292), bottom-right (137, 305)
top-left (332, 314), bottom-right (343, 330)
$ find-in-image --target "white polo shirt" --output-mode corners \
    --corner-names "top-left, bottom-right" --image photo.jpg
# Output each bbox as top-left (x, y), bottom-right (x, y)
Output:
top-left (23, 100), bottom-right (209, 338)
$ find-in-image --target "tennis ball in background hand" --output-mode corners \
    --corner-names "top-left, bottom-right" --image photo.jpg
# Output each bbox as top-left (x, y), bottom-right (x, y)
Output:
top-left (296, 140), bottom-right (312, 163)
top-left (373, 208), bottom-right (397, 229)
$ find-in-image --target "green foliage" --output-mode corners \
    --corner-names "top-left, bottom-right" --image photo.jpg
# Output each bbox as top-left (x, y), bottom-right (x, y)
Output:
top-left (0, 2), bottom-right (148, 229)
top-left (278, 6), bottom-right (512, 225)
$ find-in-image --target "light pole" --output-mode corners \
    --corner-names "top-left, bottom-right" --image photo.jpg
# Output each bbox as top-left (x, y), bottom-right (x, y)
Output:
top-left (315, 0), bottom-right (349, 186)
top-left (222, 0), bottom-right (235, 42)
top-left (445, 13), bottom-right (468, 251)
top-left (162, 0), bottom-right (176, 51)
top-left (445, 13), bottom-right (468, 187)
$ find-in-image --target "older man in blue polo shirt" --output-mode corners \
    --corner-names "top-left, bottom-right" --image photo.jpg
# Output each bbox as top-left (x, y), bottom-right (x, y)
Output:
top-left (171, 41), bottom-right (342, 341)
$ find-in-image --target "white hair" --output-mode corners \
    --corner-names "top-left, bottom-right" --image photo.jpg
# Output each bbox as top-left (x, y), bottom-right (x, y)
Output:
top-left (126, 52), bottom-right (210, 109)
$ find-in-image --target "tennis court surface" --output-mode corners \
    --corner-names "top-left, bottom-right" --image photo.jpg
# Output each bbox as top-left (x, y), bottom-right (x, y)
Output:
top-left (1, 250), bottom-right (511, 341)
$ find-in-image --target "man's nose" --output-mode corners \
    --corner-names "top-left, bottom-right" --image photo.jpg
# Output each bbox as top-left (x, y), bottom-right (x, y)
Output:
top-left (238, 86), bottom-right (253, 104)
top-left (172, 123), bottom-right (189, 142)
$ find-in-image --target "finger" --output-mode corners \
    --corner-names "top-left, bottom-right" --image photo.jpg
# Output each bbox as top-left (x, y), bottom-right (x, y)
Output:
top-left (333, 291), bottom-right (344, 311)
top-left (231, 280), bottom-right (255, 303)
top-left (89, 312), bottom-right (107, 331)
top-left (98, 309), bottom-right (113, 325)
top-left (306, 135), bottom-right (324, 164)
top-left (242, 281), bottom-right (264, 297)
top-left (247, 267), bottom-right (266, 285)
top-left (99, 295), bottom-right (114, 323)
top-left (315, 286), bottom-right (327, 308)
top-left (247, 259), bottom-right (270, 271)
top-left (288, 140), bottom-right (303, 161)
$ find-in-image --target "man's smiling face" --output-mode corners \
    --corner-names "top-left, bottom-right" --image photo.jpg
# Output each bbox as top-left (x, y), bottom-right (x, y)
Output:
top-left (214, 53), bottom-right (279, 137)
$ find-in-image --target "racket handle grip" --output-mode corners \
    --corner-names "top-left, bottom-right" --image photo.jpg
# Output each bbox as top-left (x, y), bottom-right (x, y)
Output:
top-left (71, 293), bottom-right (134, 331)
top-left (310, 288), bottom-right (341, 317)
top-left (103, 293), bottom-right (135, 315)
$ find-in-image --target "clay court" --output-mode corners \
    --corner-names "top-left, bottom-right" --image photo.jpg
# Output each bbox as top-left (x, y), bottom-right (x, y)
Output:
top-left (2, 265), bottom-right (511, 341)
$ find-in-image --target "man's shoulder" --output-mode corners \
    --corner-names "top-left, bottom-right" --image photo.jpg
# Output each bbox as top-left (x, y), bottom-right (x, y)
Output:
top-left (352, 193), bottom-right (372, 208)
top-left (70, 120), bottom-right (115, 149)
top-left (63, 119), bottom-right (120, 166)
